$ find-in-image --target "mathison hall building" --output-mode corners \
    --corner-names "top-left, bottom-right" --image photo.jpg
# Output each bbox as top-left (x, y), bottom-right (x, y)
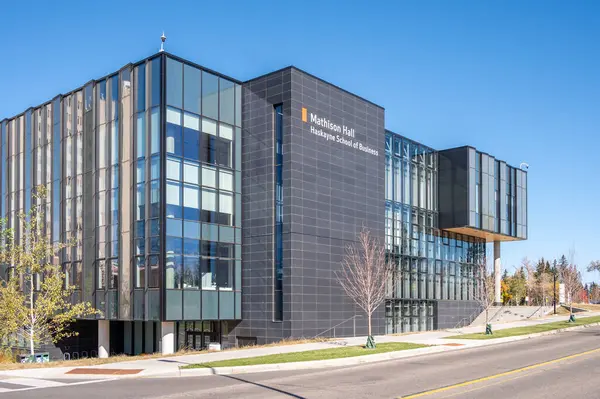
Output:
top-left (0, 50), bottom-right (527, 358)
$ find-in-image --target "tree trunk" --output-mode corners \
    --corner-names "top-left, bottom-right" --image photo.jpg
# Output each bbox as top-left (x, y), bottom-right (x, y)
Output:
top-left (30, 328), bottom-right (34, 356)
top-left (30, 276), bottom-right (35, 356)
top-left (368, 313), bottom-right (372, 336)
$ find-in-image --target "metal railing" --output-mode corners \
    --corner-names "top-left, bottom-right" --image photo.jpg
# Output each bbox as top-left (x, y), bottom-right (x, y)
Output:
top-left (315, 315), bottom-right (363, 338)
top-left (451, 306), bottom-right (487, 330)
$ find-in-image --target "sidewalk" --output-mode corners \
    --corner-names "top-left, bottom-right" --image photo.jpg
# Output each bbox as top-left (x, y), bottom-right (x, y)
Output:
top-left (1, 311), bottom-right (598, 381)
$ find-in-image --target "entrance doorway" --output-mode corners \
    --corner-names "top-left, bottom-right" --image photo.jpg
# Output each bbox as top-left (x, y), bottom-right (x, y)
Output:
top-left (182, 321), bottom-right (220, 350)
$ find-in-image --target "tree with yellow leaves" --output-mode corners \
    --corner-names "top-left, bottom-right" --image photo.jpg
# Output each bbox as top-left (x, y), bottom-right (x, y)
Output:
top-left (0, 186), bottom-right (98, 356)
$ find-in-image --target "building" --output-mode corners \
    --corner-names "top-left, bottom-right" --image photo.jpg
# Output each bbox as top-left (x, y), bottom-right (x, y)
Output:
top-left (0, 51), bottom-right (527, 357)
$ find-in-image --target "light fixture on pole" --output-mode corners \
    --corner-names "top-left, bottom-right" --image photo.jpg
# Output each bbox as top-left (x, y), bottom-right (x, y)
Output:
top-left (160, 32), bottom-right (167, 52)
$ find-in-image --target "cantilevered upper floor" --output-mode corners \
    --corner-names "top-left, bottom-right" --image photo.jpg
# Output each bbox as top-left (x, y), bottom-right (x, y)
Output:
top-left (438, 146), bottom-right (527, 242)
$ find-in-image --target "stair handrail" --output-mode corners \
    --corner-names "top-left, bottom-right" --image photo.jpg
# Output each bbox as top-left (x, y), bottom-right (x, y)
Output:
top-left (314, 315), bottom-right (363, 338)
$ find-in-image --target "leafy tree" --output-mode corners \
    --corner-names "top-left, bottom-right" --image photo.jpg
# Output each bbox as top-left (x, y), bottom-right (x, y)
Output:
top-left (507, 267), bottom-right (527, 305)
top-left (501, 279), bottom-right (512, 305)
top-left (589, 282), bottom-right (600, 303)
top-left (0, 187), bottom-right (98, 355)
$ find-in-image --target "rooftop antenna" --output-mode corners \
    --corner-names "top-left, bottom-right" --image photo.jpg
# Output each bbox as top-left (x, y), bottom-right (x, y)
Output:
top-left (160, 32), bottom-right (167, 52)
top-left (519, 162), bottom-right (529, 170)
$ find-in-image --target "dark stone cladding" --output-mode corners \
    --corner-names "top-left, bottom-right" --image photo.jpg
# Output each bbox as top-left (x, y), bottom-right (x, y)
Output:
top-left (234, 67), bottom-right (386, 344)
top-left (435, 300), bottom-right (483, 329)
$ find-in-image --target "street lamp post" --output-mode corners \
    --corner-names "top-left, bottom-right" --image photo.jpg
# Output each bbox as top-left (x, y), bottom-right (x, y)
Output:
top-left (553, 271), bottom-right (557, 315)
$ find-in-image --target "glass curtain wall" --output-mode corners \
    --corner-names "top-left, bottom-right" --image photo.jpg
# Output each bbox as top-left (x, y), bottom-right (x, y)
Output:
top-left (163, 56), bottom-right (242, 322)
top-left (385, 132), bottom-right (486, 333)
top-left (468, 150), bottom-right (527, 239)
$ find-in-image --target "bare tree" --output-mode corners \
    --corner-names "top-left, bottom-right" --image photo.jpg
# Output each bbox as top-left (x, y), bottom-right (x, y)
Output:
top-left (474, 262), bottom-right (495, 334)
top-left (558, 255), bottom-right (582, 321)
top-left (587, 260), bottom-right (600, 279)
top-left (336, 228), bottom-right (393, 346)
top-left (523, 258), bottom-right (537, 305)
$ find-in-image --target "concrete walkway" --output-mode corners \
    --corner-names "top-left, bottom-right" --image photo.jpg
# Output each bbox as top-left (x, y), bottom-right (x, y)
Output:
top-left (1, 311), bottom-right (597, 381)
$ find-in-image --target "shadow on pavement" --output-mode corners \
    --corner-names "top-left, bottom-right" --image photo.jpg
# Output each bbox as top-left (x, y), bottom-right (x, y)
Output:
top-left (220, 375), bottom-right (306, 398)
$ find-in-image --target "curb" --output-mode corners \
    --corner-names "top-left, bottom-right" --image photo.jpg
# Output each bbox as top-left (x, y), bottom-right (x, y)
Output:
top-left (170, 321), bottom-right (600, 378)
top-left (176, 346), bottom-right (448, 377)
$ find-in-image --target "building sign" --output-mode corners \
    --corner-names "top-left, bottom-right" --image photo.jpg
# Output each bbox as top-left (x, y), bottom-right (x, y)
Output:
top-left (301, 107), bottom-right (379, 156)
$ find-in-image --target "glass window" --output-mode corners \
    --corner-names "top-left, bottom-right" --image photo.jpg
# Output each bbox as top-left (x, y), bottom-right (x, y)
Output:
top-left (201, 258), bottom-right (216, 289)
top-left (151, 57), bottom-right (161, 107)
top-left (110, 121), bottom-right (119, 165)
top-left (235, 84), bottom-right (241, 127)
top-left (183, 161), bottom-right (199, 185)
top-left (183, 113), bottom-right (200, 160)
top-left (148, 255), bottom-right (160, 288)
top-left (167, 157), bottom-right (181, 180)
top-left (166, 181), bottom-right (182, 219)
top-left (165, 254), bottom-right (181, 289)
top-left (150, 180), bottom-right (160, 218)
top-left (166, 108), bottom-right (182, 157)
top-left (202, 72), bottom-right (219, 120)
top-left (183, 238), bottom-right (200, 256)
top-left (136, 112), bottom-right (146, 159)
top-left (98, 124), bottom-right (107, 168)
top-left (219, 192), bottom-right (233, 225)
top-left (202, 223), bottom-right (219, 241)
top-left (166, 236), bottom-right (182, 254)
top-left (150, 107), bottom-right (160, 155)
top-left (166, 58), bottom-right (183, 109)
top-left (183, 184), bottom-right (200, 220)
top-left (202, 165), bottom-right (216, 187)
top-left (217, 259), bottom-right (233, 289)
top-left (219, 170), bottom-right (233, 191)
top-left (135, 257), bottom-right (145, 288)
top-left (201, 188), bottom-right (217, 223)
top-left (219, 123), bottom-right (233, 140)
top-left (202, 118), bottom-right (217, 135)
top-left (136, 183), bottom-right (144, 220)
top-left (219, 79), bottom-right (235, 125)
top-left (149, 218), bottom-right (160, 236)
top-left (184, 64), bottom-right (201, 114)
top-left (150, 155), bottom-right (160, 180)
top-left (166, 218), bottom-right (182, 237)
top-left (183, 256), bottom-right (200, 289)
top-left (97, 260), bottom-right (106, 289)
top-left (201, 134), bottom-right (231, 167)
top-left (202, 241), bottom-right (218, 257)
top-left (183, 220), bottom-right (201, 239)
top-left (109, 259), bottom-right (119, 289)
top-left (135, 220), bottom-right (145, 238)
top-left (135, 65), bottom-right (146, 112)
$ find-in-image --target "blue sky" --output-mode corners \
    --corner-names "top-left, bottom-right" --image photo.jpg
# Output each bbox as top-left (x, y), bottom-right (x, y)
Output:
top-left (2, 0), bottom-right (599, 280)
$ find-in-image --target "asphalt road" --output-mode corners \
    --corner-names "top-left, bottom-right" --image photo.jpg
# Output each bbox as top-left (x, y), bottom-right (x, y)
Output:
top-left (4, 327), bottom-right (600, 399)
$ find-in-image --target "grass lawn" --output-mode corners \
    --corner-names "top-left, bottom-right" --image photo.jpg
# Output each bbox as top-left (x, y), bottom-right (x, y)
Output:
top-left (181, 342), bottom-right (428, 369)
top-left (0, 337), bottom-right (333, 370)
top-left (447, 315), bottom-right (600, 340)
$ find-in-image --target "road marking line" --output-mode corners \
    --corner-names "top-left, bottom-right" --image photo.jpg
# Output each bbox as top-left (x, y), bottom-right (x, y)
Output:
top-left (0, 378), bottom-right (66, 388)
top-left (398, 346), bottom-right (600, 398)
top-left (437, 368), bottom-right (547, 399)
